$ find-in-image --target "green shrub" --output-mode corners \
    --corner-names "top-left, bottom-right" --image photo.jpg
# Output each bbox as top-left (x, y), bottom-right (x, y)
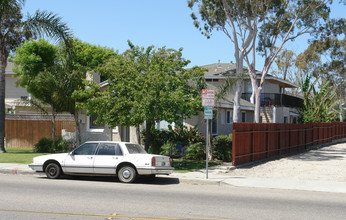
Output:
top-left (171, 127), bottom-right (205, 144)
top-left (145, 129), bottom-right (172, 154)
top-left (34, 137), bottom-right (73, 153)
top-left (34, 138), bottom-right (54, 153)
top-left (186, 142), bottom-right (205, 160)
top-left (159, 142), bottom-right (172, 156)
top-left (148, 126), bottom-right (205, 155)
top-left (55, 137), bottom-right (73, 153)
top-left (212, 134), bottom-right (232, 161)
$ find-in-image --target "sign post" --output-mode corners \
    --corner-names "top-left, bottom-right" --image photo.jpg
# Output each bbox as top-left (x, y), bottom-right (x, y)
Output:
top-left (202, 89), bottom-right (215, 179)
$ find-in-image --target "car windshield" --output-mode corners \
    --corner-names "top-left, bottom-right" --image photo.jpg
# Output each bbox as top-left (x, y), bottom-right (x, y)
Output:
top-left (125, 144), bottom-right (147, 154)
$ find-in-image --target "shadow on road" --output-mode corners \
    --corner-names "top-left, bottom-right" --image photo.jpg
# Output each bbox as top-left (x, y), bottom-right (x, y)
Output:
top-left (38, 175), bottom-right (180, 185)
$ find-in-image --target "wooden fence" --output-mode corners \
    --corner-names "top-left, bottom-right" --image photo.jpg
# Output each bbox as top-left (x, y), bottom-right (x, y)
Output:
top-left (232, 122), bottom-right (346, 166)
top-left (5, 114), bottom-right (75, 148)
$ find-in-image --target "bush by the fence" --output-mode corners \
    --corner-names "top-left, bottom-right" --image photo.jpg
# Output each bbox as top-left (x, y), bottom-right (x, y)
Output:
top-left (149, 126), bottom-right (205, 155)
top-left (186, 142), bottom-right (205, 160)
top-left (34, 138), bottom-right (53, 153)
top-left (34, 137), bottom-right (72, 153)
top-left (212, 134), bottom-right (232, 161)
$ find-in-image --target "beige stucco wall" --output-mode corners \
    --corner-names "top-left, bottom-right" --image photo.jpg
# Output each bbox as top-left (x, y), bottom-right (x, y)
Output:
top-left (186, 108), bottom-right (254, 137)
top-left (262, 81), bottom-right (280, 93)
top-left (78, 111), bottom-right (140, 144)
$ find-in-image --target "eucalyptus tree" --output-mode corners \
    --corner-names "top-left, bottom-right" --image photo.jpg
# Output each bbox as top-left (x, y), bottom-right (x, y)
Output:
top-left (0, 0), bottom-right (72, 153)
top-left (189, 0), bottom-right (338, 123)
top-left (188, 0), bottom-right (256, 123)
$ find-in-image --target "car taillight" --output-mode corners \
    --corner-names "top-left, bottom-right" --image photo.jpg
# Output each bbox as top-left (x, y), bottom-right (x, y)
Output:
top-left (151, 157), bottom-right (156, 167)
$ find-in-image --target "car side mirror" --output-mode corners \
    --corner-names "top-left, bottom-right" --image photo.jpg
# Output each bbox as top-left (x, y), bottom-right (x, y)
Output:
top-left (69, 151), bottom-right (75, 156)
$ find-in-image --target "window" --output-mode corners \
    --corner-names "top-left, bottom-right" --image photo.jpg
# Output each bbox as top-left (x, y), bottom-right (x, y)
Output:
top-left (226, 111), bottom-right (233, 124)
top-left (73, 143), bottom-right (98, 155)
top-left (89, 114), bottom-right (105, 129)
top-left (284, 116), bottom-right (288, 124)
top-left (87, 113), bottom-right (105, 132)
top-left (97, 143), bottom-right (123, 156)
top-left (241, 112), bottom-right (246, 122)
top-left (125, 144), bottom-right (147, 154)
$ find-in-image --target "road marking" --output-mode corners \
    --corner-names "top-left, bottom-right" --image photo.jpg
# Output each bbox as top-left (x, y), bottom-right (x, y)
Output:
top-left (0, 209), bottom-right (110, 218)
top-left (0, 209), bottom-right (228, 220)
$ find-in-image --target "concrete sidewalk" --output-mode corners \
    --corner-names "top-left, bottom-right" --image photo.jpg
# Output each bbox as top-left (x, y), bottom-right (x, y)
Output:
top-left (1, 161), bottom-right (345, 194)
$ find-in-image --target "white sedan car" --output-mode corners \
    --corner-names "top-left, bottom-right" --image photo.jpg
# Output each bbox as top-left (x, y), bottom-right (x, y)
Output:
top-left (29, 141), bottom-right (174, 183)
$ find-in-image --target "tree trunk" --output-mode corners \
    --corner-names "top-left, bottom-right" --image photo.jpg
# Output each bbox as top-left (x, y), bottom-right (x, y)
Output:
top-left (0, 56), bottom-right (7, 153)
top-left (136, 125), bottom-right (141, 145)
top-left (340, 102), bottom-right (344, 122)
top-left (233, 56), bottom-right (244, 123)
top-left (208, 119), bottom-right (213, 161)
top-left (51, 110), bottom-right (57, 143)
top-left (144, 121), bottom-right (152, 152)
top-left (254, 87), bottom-right (261, 123)
top-left (233, 79), bottom-right (242, 123)
top-left (74, 111), bottom-right (81, 146)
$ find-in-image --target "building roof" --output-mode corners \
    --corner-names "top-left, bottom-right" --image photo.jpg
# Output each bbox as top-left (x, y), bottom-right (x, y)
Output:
top-left (201, 62), bottom-right (297, 88)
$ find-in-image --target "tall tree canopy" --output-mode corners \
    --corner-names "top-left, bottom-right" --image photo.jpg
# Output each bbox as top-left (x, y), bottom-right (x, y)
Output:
top-left (0, 0), bottom-right (72, 153)
top-left (296, 36), bottom-right (345, 121)
top-left (14, 38), bottom-right (116, 144)
top-left (189, 0), bottom-right (340, 123)
top-left (74, 41), bottom-right (206, 151)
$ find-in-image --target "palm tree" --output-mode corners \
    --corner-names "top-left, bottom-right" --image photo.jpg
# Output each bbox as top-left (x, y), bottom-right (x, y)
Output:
top-left (0, 0), bottom-right (72, 153)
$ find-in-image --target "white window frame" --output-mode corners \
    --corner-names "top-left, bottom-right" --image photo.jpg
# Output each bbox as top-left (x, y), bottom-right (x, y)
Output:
top-left (241, 111), bottom-right (246, 123)
top-left (226, 110), bottom-right (233, 124)
top-left (86, 115), bottom-right (105, 133)
top-left (112, 127), bottom-right (119, 133)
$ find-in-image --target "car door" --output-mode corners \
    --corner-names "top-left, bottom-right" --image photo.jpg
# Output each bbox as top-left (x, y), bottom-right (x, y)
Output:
top-left (63, 143), bottom-right (99, 173)
top-left (93, 143), bottom-right (124, 174)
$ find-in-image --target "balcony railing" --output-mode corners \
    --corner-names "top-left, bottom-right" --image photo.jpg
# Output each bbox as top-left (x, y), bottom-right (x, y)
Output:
top-left (241, 93), bottom-right (303, 108)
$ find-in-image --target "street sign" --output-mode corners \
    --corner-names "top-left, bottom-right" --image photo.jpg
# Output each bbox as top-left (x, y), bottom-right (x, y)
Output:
top-left (204, 106), bottom-right (213, 119)
top-left (202, 89), bottom-right (215, 107)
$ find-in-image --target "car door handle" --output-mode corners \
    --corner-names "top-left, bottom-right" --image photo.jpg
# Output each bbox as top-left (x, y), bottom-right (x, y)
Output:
top-left (87, 156), bottom-right (93, 159)
top-left (113, 157), bottom-right (118, 159)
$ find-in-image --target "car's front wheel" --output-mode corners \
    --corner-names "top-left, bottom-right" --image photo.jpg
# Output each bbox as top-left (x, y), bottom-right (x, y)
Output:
top-left (45, 163), bottom-right (62, 179)
top-left (118, 165), bottom-right (137, 183)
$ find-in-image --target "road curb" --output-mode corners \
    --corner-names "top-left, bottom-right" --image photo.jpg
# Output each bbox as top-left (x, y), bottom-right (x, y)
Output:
top-left (0, 168), bottom-right (36, 175)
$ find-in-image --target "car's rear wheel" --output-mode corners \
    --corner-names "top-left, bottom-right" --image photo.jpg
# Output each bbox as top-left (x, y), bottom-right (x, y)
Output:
top-left (118, 165), bottom-right (137, 183)
top-left (45, 163), bottom-right (62, 179)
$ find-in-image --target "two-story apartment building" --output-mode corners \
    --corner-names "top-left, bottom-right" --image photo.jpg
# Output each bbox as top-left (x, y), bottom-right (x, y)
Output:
top-left (79, 62), bottom-right (303, 142)
top-left (183, 62), bottom-right (303, 136)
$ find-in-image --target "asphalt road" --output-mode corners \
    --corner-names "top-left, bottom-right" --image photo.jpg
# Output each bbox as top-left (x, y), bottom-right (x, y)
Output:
top-left (1, 174), bottom-right (346, 220)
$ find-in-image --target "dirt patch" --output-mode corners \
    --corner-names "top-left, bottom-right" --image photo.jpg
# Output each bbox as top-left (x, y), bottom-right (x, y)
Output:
top-left (226, 142), bottom-right (346, 182)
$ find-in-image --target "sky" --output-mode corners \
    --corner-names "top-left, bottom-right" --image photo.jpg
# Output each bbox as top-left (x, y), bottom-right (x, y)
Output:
top-left (22, 0), bottom-right (345, 70)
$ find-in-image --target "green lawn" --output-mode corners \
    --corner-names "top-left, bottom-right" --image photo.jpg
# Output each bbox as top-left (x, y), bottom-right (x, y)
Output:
top-left (0, 148), bottom-right (47, 164)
